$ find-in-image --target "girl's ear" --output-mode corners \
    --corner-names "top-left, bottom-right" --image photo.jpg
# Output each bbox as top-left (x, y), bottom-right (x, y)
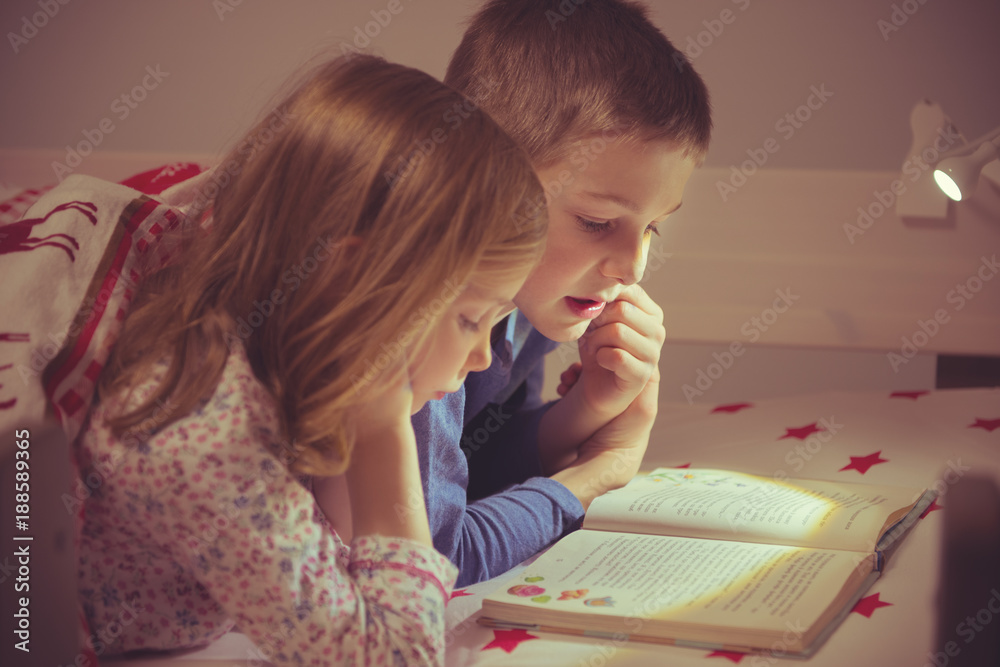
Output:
top-left (324, 235), bottom-right (365, 250)
top-left (341, 235), bottom-right (364, 250)
top-left (324, 234), bottom-right (364, 255)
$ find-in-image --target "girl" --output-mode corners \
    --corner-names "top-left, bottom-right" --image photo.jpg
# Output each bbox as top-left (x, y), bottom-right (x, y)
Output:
top-left (74, 54), bottom-right (545, 664)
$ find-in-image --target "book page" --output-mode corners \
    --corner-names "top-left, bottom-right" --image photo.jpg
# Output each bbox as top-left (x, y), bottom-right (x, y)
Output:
top-left (482, 530), bottom-right (874, 649)
top-left (583, 468), bottom-right (926, 552)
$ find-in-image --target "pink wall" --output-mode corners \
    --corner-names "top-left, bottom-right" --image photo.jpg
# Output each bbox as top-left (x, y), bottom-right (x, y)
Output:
top-left (1, 0), bottom-right (997, 403)
top-left (0, 0), bottom-right (997, 171)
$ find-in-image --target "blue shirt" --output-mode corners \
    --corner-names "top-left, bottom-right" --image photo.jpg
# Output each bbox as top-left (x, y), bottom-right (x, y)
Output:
top-left (412, 312), bottom-right (585, 586)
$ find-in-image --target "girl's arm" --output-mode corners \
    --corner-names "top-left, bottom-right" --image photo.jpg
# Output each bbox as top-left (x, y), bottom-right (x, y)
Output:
top-left (344, 369), bottom-right (433, 546)
top-left (111, 349), bottom-right (454, 665)
top-left (428, 318), bottom-right (654, 585)
top-left (183, 466), bottom-right (454, 666)
top-left (314, 368), bottom-right (431, 548)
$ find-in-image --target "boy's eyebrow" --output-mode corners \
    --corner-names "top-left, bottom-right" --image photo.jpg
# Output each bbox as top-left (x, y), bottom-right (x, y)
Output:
top-left (660, 201), bottom-right (684, 219)
top-left (581, 191), bottom-right (684, 219)
top-left (581, 191), bottom-right (640, 213)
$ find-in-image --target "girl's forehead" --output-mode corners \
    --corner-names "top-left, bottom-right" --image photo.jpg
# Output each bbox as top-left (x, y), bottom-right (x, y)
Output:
top-left (458, 282), bottom-right (518, 307)
top-left (460, 269), bottom-right (530, 307)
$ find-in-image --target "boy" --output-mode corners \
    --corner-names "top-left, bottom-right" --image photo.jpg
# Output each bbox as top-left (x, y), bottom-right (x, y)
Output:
top-left (414, 0), bottom-right (712, 585)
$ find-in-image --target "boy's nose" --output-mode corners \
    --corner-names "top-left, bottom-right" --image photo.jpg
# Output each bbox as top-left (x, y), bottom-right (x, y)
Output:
top-left (602, 235), bottom-right (647, 285)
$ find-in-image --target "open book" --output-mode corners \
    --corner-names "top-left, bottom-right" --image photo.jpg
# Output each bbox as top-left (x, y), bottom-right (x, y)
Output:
top-left (479, 468), bottom-right (936, 657)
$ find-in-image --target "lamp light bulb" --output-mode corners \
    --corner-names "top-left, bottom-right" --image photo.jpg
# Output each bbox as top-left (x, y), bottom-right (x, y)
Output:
top-left (933, 140), bottom-right (1000, 202)
top-left (933, 169), bottom-right (963, 201)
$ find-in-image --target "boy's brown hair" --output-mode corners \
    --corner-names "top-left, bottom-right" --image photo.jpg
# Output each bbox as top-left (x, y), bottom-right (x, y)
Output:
top-left (445, 0), bottom-right (712, 167)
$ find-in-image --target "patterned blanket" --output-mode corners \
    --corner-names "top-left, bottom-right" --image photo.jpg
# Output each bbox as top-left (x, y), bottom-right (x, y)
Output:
top-left (0, 163), bottom-right (205, 456)
top-left (0, 162), bottom-right (205, 661)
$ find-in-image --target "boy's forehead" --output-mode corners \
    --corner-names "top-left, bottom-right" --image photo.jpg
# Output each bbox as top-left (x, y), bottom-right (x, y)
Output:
top-left (558, 135), bottom-right (691, 174)
top-left (579, 190), bottom-right (662, 215)
top-left (550, 139), bottom-right (695, 216)
top-left (579, 189), bottom-right (685, 218)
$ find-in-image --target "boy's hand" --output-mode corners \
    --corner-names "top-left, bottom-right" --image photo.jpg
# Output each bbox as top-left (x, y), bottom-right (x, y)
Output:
top-left (577, 363), bottom-right (658, 462)
top-left (552, 365), bottom-right (658, 508)
top-left (574, 283), bottom-right (665, 417)
top-left (538, 285), bottom-right (663, 476)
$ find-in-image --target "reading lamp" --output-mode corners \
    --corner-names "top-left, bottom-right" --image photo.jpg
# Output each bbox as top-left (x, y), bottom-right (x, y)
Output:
top-left (933, 126), bottom-right (1000, 201)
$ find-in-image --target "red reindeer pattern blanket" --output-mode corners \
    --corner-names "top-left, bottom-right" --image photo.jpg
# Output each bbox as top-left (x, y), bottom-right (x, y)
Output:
top-left (0, 163), bottom-right (204, 455)
top-left (0, 162), bottom-right (205, 661)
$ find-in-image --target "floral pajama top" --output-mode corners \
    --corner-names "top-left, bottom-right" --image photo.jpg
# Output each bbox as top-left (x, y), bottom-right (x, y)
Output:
top-left (75, 343), bottom-right (457, 665)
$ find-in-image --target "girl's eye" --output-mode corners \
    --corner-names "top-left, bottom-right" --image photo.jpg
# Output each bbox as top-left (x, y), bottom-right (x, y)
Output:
top-left (646, 223), bottom-right (661, 237)
top-left (459, 315), bottom-right (480, 333)
top-left (576, 215), bottom-right (609, 233)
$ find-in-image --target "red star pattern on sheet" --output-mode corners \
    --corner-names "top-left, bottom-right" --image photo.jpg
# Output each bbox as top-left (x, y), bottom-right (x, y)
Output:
top-left (778, 422), bottom-right (823, 440)
top-left (889, 390), bottom-right (929, 400)
top-left (673, 463), bottom-right (692, 468)
top-left (969, 417), bottom-right (1000, 433)
top-left (839, 451), bottom-right (889, 474)
top-left (706, 650), bottom-right (746, 663)
top-left (711, 402), bottom-right (754, 414)
top-left (920, 498), bottom-right (943, 518)
top-left (852, 592), bottom-right (893, 618)
top-left (482, 629), bottom-right (539, 653)
top-left (450, 589), bottom-right (473, 600)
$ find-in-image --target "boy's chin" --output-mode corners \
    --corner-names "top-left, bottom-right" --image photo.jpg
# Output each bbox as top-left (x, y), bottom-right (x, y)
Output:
top-left (515, 301), bottom-right (592, 342)
top-left (533, 317), bottom-right (591, 343)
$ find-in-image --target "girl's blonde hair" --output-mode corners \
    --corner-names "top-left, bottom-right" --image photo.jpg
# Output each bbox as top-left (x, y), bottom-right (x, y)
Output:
top-left (100, 54), bottom-right (546, 475)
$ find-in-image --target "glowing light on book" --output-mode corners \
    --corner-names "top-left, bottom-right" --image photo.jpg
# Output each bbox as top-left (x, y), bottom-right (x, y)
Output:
top-left (601, 469), bottom-right (841, 542)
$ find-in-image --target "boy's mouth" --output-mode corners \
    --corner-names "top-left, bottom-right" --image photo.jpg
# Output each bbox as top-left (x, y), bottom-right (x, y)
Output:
top-left (564, 297), bottom-right (606, 319)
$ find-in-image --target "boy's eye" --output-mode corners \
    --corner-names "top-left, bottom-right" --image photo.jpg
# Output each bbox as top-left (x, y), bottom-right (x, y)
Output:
top-left (576, 215), bottom-right (609, 233)
top-left (459, 314), bottom-right (480, 333)
top-left (578, 214), bottom-right (661, 237)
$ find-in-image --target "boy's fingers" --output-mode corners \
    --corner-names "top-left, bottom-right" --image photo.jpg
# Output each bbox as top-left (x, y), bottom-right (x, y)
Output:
top-left (582, 320), bottom-right (660, 366)
top-left (619, 283), bottom-right (661, 312)
top-left (592, 284), bottom-right (662, 326)
top-left (590, 292), bottom-right (665, 346)
top-left (557, 363), bottom-right (583, 398)
top-left (592, 346), bottom-right (652, 387)
top-left (588, 305), bottom-right (660, 346)
top-left (561, 362), bottom-right (582, 379)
